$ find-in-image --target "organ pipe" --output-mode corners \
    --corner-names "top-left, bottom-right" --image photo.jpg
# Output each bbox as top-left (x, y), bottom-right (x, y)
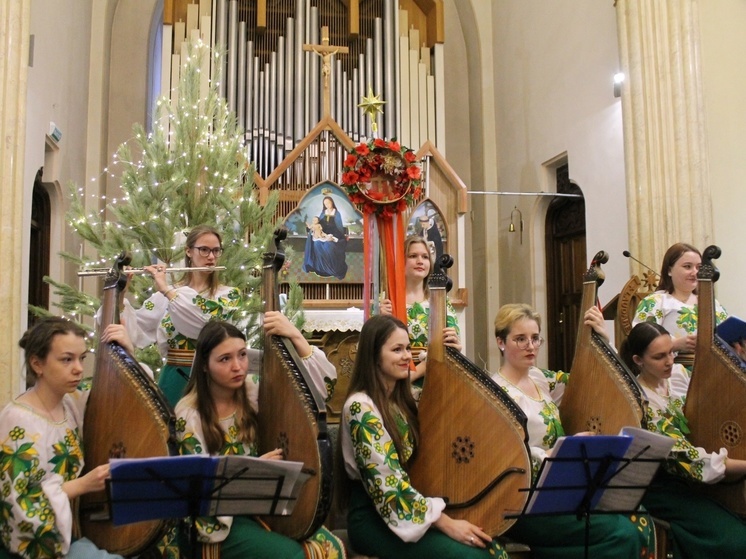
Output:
top-left (164, 0), bottom-right (442, 186)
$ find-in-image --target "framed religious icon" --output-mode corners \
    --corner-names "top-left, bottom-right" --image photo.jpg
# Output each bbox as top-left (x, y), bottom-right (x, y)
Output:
top-left (283, 181), bottom-right (364, 283)
top-left (408, 201), bottom-right (447, 263)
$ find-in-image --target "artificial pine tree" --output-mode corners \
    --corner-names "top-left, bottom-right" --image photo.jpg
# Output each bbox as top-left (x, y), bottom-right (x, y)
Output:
top-left (45, 38), bottom-right (303, 371)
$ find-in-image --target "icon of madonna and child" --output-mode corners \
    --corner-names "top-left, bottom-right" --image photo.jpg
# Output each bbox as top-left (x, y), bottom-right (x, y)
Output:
top-left (283, 183), bottom-right (364, 282)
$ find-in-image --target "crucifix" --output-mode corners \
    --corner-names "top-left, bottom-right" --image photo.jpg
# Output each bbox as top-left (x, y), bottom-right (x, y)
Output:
top-left (303, 26), bottom-right (349, 120)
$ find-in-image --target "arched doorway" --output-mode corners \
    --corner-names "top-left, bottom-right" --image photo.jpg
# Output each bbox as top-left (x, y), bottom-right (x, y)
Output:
top-left (545, 164), bottom-right (586, 372)
top-left (29, 168), bottom-right (51, 326)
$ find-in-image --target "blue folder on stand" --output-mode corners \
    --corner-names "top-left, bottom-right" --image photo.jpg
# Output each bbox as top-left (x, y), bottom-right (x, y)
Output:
top-left (108, 454), bottom-right (308, 526)
top-left (525, 435), bottom-right (632, 515)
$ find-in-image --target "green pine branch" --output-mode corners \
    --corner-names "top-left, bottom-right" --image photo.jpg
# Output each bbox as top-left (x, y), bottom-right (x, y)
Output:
top-left (42, 38), bottom-right (304, 372)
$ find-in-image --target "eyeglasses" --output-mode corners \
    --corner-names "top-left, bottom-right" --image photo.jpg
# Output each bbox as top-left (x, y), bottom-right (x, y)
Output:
top-left (193, 246), bottom-right (224, 257)
top-left (511, 335), bottom-right (544, 350)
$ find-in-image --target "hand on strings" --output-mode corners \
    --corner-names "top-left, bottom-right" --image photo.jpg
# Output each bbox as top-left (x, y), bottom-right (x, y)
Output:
top-left (263, 311), bottom-right (313, 358)
top-left (62, 463), bottom-right (111, 498)
top-left (434, 513), bottom-right (491, 549)
top-left (583, 306), bottom-right (608, 341)
top-left (260, 448), bottom-right (284, 461)
top-left (379, 298), bottom-right (393, 316)
top-left (672, 334), bottom-right (696, 353)
top-left (143, 264), bottom-right (169, 295)
top-left (100, 320), bottom-right (135, 355)
top-left (443, 327), bottom-right (462, 352)
top-left (263, 311), bottom-right (298, 338)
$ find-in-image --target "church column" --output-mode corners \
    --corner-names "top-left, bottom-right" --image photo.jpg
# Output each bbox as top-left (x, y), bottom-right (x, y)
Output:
top-left (615, 0), bottom-right (712, 269)
top-left (0, 0), bottom-right (30, 403)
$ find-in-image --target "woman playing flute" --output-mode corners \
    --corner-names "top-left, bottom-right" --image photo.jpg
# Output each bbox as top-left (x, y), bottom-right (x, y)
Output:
top-left (122, 225), bottom-right (240, 407)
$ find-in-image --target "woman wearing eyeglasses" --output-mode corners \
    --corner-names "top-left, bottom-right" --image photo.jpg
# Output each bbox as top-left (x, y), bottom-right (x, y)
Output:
top-left (122, 225), bottom-right (241, 407)
top-left (489, 303), bottom-right (656, 559)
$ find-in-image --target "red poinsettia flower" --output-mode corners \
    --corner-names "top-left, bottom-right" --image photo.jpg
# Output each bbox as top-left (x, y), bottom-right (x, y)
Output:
top-left (374, 138), bottom-right (388, 148)
top-left (406, 165), bottom-right (421, 180)
top-left (404, 150), bottom-right (416, 163)
top-left (344, 154), bottom-right (358, 167)
top-left (355, 143), bottom-right (370, 156)
top-left (388, 140), bottom-right (401, 152)
top-left (342, 171), bottom-right (360, 185)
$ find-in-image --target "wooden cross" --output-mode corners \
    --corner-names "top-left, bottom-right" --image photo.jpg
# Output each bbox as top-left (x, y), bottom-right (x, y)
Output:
top-left (303, 26), bottom-right (349, 119)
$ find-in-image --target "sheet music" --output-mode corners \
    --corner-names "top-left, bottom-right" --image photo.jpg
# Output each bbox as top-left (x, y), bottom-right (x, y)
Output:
top-left (596, 427), bottom-right (674, 511)
top-left (210, 455), bottom-right (309, 516)
top-left (108, 455), bottom-right (310, 525)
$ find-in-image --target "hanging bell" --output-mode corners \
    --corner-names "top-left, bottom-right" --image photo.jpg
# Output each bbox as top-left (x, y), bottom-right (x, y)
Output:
top-left (509, 222), bottom-right (516, 233)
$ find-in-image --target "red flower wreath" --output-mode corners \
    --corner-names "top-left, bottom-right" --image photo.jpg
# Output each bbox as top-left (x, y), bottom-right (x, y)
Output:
top-left (341, 138), bottom-right (422, 219)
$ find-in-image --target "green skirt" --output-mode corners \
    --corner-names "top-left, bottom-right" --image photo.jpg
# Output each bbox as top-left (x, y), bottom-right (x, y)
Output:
top-left (347, 483), bottom-right (509, 559)
top-left (505, 507), bottom-right (655, 558)
top-left (181, 517), bottom-right (344, 559)
top-left (642, 471), bottom-right (746, 556)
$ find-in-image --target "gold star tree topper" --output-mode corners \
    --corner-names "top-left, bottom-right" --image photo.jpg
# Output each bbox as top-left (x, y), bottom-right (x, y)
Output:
top-left (359, 86), bottom-right (385, 136)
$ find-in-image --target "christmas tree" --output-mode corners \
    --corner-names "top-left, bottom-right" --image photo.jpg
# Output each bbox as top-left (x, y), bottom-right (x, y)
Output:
top-left (44, 38), bottom-right (302, 370)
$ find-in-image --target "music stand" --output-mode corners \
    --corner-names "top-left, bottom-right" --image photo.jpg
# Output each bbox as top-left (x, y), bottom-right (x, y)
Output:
top-left (507, 432), bottom-right (674, 559)
top-left (106, 455), bottom-right (309, 559)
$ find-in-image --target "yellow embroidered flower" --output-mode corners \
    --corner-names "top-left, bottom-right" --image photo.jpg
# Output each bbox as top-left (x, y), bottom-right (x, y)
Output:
top-left (9, 427), bottom-right (25, 441)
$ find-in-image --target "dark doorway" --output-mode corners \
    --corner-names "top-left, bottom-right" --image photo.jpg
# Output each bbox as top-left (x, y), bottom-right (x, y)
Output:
top-left (545, 164), bottom-right (586, 372)
top-left (29, 168), bottom-right (51, 326)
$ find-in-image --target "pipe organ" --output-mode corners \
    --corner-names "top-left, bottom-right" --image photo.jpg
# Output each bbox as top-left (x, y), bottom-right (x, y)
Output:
top-left (161, 0), bottom-right (445, 184)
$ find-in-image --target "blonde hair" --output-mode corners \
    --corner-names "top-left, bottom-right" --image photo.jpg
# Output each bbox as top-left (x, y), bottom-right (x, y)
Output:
top-left (494, 303), bottom-right (541, 340)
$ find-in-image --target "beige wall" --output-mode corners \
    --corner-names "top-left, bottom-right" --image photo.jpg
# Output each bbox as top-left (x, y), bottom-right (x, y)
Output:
top-left (445, 1), bottom-right (628, 370)
top-left (699, 0), bottom-right (746, 317)
top-left (6, 0), bottom-right (154, 404)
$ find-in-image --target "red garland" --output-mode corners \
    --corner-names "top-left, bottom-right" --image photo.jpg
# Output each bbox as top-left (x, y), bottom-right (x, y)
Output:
top-left (341, 138), bottom-right (422, 219)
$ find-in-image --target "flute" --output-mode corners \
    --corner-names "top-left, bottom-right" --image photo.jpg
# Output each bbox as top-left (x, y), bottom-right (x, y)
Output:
top-left (77, 266), bottom-right (227, 277)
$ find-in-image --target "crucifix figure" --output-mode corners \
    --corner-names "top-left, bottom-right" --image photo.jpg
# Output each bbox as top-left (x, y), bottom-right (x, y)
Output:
top-left (303, 26), bottom-right (349, 119)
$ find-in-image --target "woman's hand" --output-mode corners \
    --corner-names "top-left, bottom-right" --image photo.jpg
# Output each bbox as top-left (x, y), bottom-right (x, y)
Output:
top-left (263, 311), bottom-right (313, 358)
top-left (62, 464), bottom-right (111, 499)
top-left (443, 327), bottom-right (462, 352)
top-left (100, 321), bottom-right (135, 355)
top-left (583, 306), bottom-right (608, 341)
top-left (434, 513), bottom-right (492, 549)
top-left (263, 311), bottom-right (297, 338)
top-left (259, 448), bottom-right (284, 461)
top-left (143, 264), bottom-right (170, 294)
top-left (379, 298), bottom-right (393, 316)
top-left (672, 334), bottom-right (696, 353)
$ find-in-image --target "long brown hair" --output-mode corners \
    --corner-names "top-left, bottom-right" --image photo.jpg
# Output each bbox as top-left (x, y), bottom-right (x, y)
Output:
top-left (335, 315), bottom-right (418, 511)
top-left (184, 225), bottom-right (223, 297)
top-left (656, 242), bottom-right (700, 294)
top-left (182, 320), bottom-right (257, 455)
top-left (19, 317), bottom-right (87, 386)
top-left (347, 315), bottom-right (419, 463)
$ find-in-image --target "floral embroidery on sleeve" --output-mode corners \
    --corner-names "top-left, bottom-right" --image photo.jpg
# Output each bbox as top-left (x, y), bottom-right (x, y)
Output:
top-left (347, 400), bottom-right (429, 527)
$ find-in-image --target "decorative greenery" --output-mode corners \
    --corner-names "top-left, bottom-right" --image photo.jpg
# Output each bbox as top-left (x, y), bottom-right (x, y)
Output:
top-left (44, 38), bottom-right (302, 371)
top-left (341, 138), bottom-right (421, 219)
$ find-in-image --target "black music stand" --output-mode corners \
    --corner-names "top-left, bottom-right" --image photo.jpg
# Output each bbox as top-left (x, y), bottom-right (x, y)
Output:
top-left (508, 431), bottom-right (674, 559)
top-left (106, 455), bottom-right (309, 559)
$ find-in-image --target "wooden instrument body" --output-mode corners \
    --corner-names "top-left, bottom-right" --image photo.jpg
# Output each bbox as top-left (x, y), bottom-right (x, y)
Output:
top-left (80, 260), bottom-right (176, 556)
top-left (408, 256), bottom-right (531, 536)
top-left (559, 251), bottom-right (645, 435)
top-left (685, 246), bottom-right (746, 514)
top-left (257, 230), bottom-right (332, 539)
